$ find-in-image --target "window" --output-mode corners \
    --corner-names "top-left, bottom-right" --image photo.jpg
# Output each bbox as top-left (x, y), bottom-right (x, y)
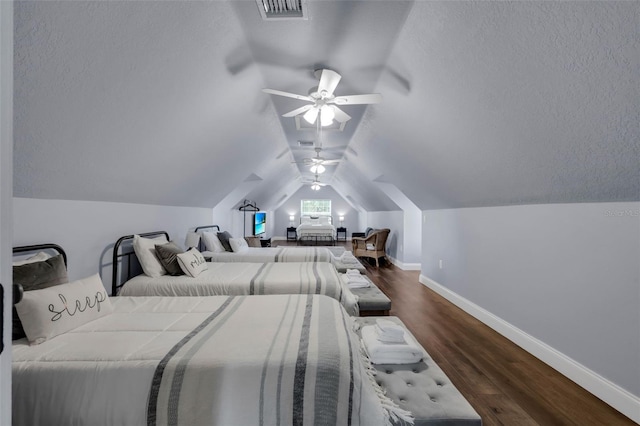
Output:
top-left (301, 199), bottom-right (331, 217)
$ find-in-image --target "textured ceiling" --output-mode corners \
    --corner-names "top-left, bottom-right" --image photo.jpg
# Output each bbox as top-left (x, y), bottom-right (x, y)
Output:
top-left (13, 1), bottom-right (639, 211)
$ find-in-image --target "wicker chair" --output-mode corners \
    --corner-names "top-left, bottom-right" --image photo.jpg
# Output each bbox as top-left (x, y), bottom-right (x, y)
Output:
top-left (352, 228), bottom-right (390, 267)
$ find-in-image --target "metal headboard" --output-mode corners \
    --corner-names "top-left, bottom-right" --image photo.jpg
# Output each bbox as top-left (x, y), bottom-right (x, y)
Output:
top-left (111, 231), bottom-right (169, 296)
top-left (13, 243), bottom-right (68, 267)
top-left (194, 225), bottom-right (220, 251)
top-left (12, 243), bottom-right (68, 305)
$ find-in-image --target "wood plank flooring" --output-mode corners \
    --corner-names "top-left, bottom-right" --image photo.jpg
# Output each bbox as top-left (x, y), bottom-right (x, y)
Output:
top-left (275, 241), bottom-right (636, 425)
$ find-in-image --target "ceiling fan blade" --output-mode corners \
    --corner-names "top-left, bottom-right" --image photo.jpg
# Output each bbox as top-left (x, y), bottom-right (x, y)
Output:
top-left (331, 106), bottom-right (351, 123)
top-left (282, 104), bottom-right (313, 118)
top-left (321, 159), bottom-right (341, 165)
top-left (317, 69), bottom-right (342, 97)
top-left (331, 93), bottom-right (383, 105)
top-left (262, 88), bottom-right (313, 102)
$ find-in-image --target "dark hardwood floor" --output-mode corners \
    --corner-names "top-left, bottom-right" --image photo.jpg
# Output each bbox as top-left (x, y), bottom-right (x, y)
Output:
top-left (275, 240), bottom-right (636, 426)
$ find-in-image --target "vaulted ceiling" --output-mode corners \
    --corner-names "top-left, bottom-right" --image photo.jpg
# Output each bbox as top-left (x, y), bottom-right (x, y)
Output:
top-left (13, 1), bottom-right (639, 212)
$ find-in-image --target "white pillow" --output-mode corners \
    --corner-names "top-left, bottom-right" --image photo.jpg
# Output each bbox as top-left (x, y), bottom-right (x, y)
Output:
top-left (133, 234), bottom-right (168, 278)
top-left (177, 248), bottom-right (208, 278)
top-left (229, 237), bottom-right (249, 253)
top-left (201, 232), bottom-right (226, 253)
top-left (319, 216), bottom-right (330, 225)
top-left (15, 274), bottom-right (113, 345)
top-left (301, 217), bottom-right (311, 224)
top-left (13, 251), bottom-right (52, 266)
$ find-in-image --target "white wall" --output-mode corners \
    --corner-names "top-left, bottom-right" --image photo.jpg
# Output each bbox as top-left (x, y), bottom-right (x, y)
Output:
top-left (365, 211), bottom-right (404, 262)
top-left (421, 202), bottom-right (640, 418)
top-left (13, 198), bottom-right (212, 293)
top-left (374, 182), bottom-right (422, 267)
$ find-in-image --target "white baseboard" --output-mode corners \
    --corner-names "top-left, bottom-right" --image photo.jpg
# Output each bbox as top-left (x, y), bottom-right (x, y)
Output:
top-left (419, 274), bottom-right (640, 424)
top-left (388, 256), bottom-right (421, 271)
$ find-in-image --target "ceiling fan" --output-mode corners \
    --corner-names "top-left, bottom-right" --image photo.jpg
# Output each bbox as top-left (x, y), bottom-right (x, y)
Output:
top-left (293, 147), bottom-right (341, 174)
top-left (263, 69), bottom-right (382, 126)
top-left (301, 173), bottom-right (328, 191)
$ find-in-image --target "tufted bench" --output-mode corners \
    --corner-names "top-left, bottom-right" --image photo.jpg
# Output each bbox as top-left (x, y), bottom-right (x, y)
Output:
top-left (355, 317), bottom-right (482, 425)
top-left (344, 274), bottom-right (391, 315)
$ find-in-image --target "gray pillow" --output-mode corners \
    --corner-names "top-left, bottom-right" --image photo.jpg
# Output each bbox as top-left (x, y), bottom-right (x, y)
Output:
top-left (217, 231), bottom-right (233, 252)
top-left (13, 254), bottom-right (69, 340)
top-left (155, 242), bottom-right (186, 276)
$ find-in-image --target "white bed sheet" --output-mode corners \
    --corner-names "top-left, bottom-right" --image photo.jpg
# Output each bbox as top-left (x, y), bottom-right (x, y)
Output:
top-left (13, 295), bottom-right (391, 426)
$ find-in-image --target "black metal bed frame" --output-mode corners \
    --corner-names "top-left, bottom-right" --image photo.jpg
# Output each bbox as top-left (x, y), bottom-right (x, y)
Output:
top-left (13, 243), bottom-right (68, 267)
top-left (111, 231), bottom-right (169, 296)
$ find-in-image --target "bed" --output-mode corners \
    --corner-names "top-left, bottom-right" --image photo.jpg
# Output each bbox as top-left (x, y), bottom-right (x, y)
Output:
top-left (195, 225), bottom-right (335, 263)
top-left (11, 245), bottom-right (407, 426)
top-left (296, 215), bottom-right (336, 245)
top-left (112, 231), bottom-right (359, 316)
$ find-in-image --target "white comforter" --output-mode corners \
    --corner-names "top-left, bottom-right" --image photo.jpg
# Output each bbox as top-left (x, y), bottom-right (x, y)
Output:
top-left (296, 222), bottom-right (336, 238)
top-left (13, 295), bottom-right (391, 426)
top-left (119, 261), bottom-right (359, 315)
top-left (202, 246), bottom-right (334, 263)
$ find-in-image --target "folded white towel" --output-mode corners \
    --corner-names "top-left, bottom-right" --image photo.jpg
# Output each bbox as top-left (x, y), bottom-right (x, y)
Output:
top-left (375, 326), bottom-right (405, 343)
top-left (346, 269), bottom-right (360, 276)
top-left (361, 325), bottom-right (423, 365)
top-left (341, 257), bottom-right (359, 264)
top-left (376, 319), bottom-right (405, 335)
top-left (341, 274), bottom-right (370, 288)
top-left (347, 274), bottom-right (369, 283)
top-left (348, 276), bottom-right (371, 289)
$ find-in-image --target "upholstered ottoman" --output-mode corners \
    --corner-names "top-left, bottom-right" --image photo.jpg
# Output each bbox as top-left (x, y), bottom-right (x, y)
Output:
top-left (343, 274), bottom-right (391, 315)
top-left (354, 317), bottom-right (482, 426)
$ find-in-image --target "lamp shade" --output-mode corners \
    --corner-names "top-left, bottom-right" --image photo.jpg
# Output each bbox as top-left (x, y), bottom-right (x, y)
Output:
top-left (289, 215), bottom-right (295, 221)
top-left (339, 216), bottom-right (344, 222)
top-left (184, 232), bottom-right (201, 249)
top-left (310, 164), bottom-right (325, 174)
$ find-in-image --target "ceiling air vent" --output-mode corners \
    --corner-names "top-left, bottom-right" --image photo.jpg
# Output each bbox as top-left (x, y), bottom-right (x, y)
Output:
top-left (256, 0), bottom-right (308, 20)
top-left (297, 140), bottom-right (315, 147)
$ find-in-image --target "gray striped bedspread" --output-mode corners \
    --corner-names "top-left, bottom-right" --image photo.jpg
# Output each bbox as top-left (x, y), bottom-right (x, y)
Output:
top-left (119, 261), bottom-right (359, 315)
top-left (13, 295), bottom-right (392, 425)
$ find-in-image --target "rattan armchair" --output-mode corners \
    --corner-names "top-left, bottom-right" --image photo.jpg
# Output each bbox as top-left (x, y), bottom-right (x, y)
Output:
top-left (351, 228), bottom-right (390, 267)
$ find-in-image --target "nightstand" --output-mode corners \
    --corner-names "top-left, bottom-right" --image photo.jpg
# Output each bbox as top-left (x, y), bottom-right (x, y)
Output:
top-left (286, 227), bottom-right (297, 241)
top-left (336, 227), bottom-right (347, 241)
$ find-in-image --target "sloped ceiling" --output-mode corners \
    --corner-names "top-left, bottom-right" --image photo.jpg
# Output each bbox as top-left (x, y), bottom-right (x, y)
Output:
top-left (13, 1), bottom-right (639, 212)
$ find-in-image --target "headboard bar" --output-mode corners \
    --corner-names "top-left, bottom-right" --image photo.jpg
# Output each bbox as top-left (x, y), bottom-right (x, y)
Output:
top-left (13, 243), bottom-right (67, 267)
top-left (111, 231), bottom-right (169, 296)
top-left (194, 225), bottom-right (220, 233)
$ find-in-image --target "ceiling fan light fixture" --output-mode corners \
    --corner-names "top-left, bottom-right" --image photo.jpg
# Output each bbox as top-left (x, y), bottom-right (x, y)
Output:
top-left (311, 183), bottom-right (321, 191)
top-left (303, 108), bottom-right (319, 124)
top-left (310, 164), bottom-right (325, 174)
top-left (320, 105), bottom-right (335, 127)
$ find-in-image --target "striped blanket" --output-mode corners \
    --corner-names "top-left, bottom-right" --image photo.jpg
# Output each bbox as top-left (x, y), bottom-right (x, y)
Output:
top-left (148, 294), bottom-right (387, 426)
top-left (202, 246), bottom-right (334, 263)
top-left (13, 295), bottom-right (400, 426)
top-left (119, 261), bottom-right (359, 315)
